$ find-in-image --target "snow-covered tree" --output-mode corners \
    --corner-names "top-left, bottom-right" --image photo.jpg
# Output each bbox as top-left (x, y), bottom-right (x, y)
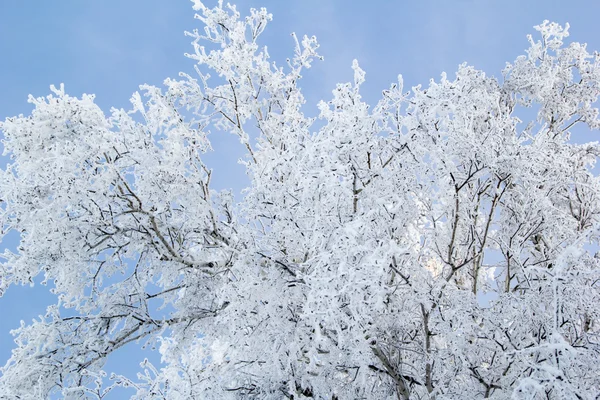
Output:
top-left (1, 2), bottom-right (599, 399)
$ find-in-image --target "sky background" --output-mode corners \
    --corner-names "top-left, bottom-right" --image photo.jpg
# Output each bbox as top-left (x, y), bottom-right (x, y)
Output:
top-left (1, 0), bottom-right (600, 397)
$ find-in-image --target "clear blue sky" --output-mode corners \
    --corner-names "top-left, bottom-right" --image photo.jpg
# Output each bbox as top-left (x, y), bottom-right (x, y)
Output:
top-left (1, 0), bottom-right (600, 397)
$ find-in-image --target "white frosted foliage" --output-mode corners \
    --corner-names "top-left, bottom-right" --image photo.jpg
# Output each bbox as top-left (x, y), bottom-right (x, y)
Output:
top-left (0, 6), bottom-right (599, 400)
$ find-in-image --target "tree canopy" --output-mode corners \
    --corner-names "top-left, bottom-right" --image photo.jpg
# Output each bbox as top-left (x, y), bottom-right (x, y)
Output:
top-left (1, 2), bottom-right (600, 399)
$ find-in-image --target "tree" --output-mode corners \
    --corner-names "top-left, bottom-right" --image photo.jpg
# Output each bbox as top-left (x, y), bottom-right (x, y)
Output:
top-left (1, 1), bottom-right (599, 398)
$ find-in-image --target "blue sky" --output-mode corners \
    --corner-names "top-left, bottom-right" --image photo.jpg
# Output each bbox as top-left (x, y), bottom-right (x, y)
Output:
top-left (1, 0), bottom-right (600, 397)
